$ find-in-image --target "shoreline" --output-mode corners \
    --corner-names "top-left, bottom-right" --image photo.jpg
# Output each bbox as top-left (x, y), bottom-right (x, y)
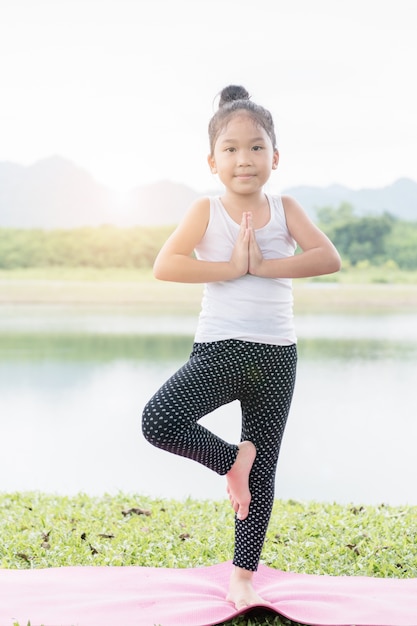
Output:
top-left (1, 279), bottom-right (417, 314)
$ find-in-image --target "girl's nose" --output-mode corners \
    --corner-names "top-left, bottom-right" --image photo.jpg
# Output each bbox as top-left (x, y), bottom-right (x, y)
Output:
top-left (237, 149), bottom-right (252, 165)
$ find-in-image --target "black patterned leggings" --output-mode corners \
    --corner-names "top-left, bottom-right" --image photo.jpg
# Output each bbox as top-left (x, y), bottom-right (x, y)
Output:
top-left (142, 339), bottom-right (297, 571)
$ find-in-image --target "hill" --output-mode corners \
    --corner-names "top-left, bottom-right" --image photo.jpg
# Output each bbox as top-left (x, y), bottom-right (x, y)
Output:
top-left (0, 156), bottom-right (415, 227)
top-left (285, 178), bottom-right (417, 221)
top-left (0, 156), bottom-right (115, 228)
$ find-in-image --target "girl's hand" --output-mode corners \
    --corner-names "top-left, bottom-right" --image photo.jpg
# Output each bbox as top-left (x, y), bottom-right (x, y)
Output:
top-left (247, 212), bottom-right (264, 275)
top-left (230, 212), bottom-right (250, 277)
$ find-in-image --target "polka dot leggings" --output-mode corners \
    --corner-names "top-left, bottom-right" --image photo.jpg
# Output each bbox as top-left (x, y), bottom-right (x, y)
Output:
top-left (142, 339), bottom-right (297, 571)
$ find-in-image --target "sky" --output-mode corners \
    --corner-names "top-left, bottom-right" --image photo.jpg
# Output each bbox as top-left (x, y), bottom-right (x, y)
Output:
top-left (1, 0), bottom-right (416, 194)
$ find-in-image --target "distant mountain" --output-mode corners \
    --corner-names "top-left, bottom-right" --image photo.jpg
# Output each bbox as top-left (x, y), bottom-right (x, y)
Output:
top-left (0, 156), bottom-right (115, 228)
top-left (0, 156), bottom-right (416, 227)
top-left (283, 178), bottom-right (417, 221)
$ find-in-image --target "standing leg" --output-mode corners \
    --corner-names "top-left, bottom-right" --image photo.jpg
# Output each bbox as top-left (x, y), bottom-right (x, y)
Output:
top-left (227, 342), bottom-right (297, 608)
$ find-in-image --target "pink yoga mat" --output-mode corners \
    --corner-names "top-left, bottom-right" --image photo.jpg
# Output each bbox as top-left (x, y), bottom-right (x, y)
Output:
top-left (1, 561), bottom-right (417, 626)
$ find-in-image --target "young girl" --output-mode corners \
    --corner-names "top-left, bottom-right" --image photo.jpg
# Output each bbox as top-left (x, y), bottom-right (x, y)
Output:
top-left (142, 85), bottom-right (341, 610)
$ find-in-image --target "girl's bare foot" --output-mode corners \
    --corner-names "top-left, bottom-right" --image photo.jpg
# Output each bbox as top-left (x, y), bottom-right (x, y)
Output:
top-left (226, 441), bottom-right (256, 520)
top-left (227, 566), bottom-right (266, 610)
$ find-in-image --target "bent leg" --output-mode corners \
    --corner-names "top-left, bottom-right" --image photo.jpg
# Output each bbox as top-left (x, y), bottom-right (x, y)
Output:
top-left (142, 341), bottom-right (240, 475)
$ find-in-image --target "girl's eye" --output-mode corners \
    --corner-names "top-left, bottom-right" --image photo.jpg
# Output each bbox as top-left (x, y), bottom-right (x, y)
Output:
top-left (252, 145), bottom-right (263, 151)
top-left (226, 147), bottom-right (236, 152)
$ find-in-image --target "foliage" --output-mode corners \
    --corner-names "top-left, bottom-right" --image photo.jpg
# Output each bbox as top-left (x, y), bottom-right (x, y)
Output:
top-left (0, 225), bottom-right (174, 270)
top-left (383, 220), bottom-right (417, 269)
top-left (3, 493), bottom-right (417, 626)
top-left (1, 204), bottom-right (417, 271)
top-left (317, 203), bottom-right (417, 269)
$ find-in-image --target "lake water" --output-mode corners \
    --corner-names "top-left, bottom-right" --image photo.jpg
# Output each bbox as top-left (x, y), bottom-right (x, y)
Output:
top-left (1, 306), bottom-right (417, 506)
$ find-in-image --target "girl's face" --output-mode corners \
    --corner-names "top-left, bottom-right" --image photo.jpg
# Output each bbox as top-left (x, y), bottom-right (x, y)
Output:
top-left (208, 113), bottom-right (279, 194)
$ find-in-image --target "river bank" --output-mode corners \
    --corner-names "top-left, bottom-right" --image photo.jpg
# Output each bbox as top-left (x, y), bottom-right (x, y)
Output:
top-left (1, 269), bottom-right (417, 314)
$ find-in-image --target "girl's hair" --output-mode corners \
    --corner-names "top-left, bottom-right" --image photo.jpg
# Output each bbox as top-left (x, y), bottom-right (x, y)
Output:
top-left (208, 85), bottom-right (277, 155)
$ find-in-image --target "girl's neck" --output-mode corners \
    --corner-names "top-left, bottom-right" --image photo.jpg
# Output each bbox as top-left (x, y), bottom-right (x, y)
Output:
top-left (221, 189), bottom-right (266, 212)
top-left (220, 190), bottom-right (270, 229)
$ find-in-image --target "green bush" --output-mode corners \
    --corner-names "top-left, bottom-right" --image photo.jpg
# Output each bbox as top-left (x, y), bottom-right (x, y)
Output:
top-left (0, 225), bottom-right (174, 269)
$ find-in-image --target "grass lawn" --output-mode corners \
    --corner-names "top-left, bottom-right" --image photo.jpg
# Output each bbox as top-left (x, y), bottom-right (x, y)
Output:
top-left (2, 493), bottom-right (417, 626)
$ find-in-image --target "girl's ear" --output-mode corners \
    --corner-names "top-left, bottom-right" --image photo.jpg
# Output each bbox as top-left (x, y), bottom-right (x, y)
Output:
top-left (207, 154), bottom-right (217, 174)
top-left (272, 149), bottom-right (279, 170)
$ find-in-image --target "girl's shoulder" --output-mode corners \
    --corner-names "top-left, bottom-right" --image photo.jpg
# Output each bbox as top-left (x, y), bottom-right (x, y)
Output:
top-left (275, 194), bottom-right (309, 223)
top-left (266, 193), bottom-right (291, 219)
top-left (280, 194), bottom-right (304, 213)
top-left (176, 196), bottom-right (211, 239)
top-left (182, 196), bottom-right (211, 221)
top-left (188, 195), bottom-right (211, 213)
top-left (184, 195), bottom-right (227, 225)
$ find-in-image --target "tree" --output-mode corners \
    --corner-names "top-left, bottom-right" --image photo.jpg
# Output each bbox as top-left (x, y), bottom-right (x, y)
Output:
top-left (317, 205), bottom-right (396, 266)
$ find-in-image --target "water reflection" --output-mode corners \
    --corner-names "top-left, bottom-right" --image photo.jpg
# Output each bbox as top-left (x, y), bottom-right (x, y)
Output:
top-left (1, 331), bottom-right (416, 363)
top-left (1, 319), bottom-right (416, 506)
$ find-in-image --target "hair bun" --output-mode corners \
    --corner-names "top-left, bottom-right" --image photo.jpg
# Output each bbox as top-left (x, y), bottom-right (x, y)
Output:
top-left (219, 85), bottom-right (250, 108)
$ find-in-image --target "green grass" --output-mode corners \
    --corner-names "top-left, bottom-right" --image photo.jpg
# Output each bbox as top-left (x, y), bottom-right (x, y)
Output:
top-left (2, 493), bottom-right (417, 626)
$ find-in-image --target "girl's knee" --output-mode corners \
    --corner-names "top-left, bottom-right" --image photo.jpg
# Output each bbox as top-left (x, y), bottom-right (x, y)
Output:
top-left (141, 401), bottom-right (159, 444)
top-left (142, 399), bottom-right (173, 450)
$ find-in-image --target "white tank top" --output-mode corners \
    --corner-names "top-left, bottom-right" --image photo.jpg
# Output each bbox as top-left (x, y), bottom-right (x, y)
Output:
top-left (194, 195), bottom-right (297, 345)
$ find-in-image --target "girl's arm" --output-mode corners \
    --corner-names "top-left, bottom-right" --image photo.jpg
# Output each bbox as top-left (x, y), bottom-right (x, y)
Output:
top-left (249, 195), bottom-right (341, 279)
top-left (153, 197), bottom-right (250, 283)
